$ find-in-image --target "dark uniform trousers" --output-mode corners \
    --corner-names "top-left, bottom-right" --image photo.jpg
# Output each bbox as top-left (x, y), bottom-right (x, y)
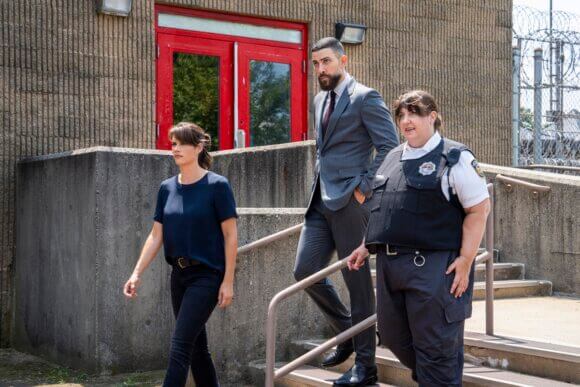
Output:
top-left (376, 249), bottom-right (474, 386)
top-left (294, 185), bottom-right (376, 367)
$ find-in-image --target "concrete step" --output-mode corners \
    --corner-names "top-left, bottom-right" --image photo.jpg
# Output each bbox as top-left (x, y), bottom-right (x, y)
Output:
top-left (370, 263), bottom-right (525, 287)
top-left (273, 364), bottom-right (395, 386)
top-left (473, 279), bottom-right (552, 300)
top-left (474, 262), bottom-right (525, 281)
top-left (464, 331), bottom-right (580, 384)
top-left (288, 339), bottom-right (578, 386)
top-left (371, 279), bottom-right (552, 300)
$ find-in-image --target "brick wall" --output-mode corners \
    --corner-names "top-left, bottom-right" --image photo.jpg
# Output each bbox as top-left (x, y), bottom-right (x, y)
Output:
top-left (0, 0), bottom-right (512, 344)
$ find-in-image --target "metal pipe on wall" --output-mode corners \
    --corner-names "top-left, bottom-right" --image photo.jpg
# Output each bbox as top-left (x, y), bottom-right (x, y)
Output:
top-left (533, 48), bottom-right (543, 164)
top-left (512, 41), bottom-right (522, 167)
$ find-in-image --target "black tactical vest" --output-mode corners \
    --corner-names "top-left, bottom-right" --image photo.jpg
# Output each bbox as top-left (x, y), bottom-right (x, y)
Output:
top-left (365, 137), bottom-right (470, 253)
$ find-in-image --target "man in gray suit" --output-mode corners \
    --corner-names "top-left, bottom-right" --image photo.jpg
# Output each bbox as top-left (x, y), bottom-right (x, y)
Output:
top-left (294, 37), bottom-right (399, 386)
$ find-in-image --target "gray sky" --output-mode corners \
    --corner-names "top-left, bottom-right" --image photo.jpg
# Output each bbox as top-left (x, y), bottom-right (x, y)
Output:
top-left (513, 0), bottom-right (579, 15)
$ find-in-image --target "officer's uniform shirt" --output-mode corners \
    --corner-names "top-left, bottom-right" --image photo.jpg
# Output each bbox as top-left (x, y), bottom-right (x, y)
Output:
top-left (401, 132), bottom-right (489, 208)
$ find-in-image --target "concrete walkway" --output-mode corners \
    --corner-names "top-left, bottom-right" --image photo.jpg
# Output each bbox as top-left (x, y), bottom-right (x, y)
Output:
top-left (466, 296), bottom-right (580, 347)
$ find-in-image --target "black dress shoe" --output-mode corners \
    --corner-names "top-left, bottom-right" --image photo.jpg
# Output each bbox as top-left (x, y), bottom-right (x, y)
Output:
top-left (322, 343), bottom-right (354, 367)
top-left (333, 364), bottom-right (378, 386)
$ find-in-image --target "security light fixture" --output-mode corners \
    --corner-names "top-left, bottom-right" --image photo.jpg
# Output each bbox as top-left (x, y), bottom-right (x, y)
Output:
top-left (335, 22), bottom-right (367, 45)
top-left (97, 0), bottom-right (132, 17)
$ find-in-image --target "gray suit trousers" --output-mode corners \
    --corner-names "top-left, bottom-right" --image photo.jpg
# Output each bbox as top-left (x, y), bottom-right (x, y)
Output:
top-left (293, 183), bottom-right (376, 366)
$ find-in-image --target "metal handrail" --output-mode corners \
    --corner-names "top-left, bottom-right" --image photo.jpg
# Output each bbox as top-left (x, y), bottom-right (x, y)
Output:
top-left (264, 183), bottom-right (496, 386)
top-left (264, 256), bottom-right (377, 386)
top-left (521, 164), bottom-right (580, 172)
top-left (238, 223), bottom-right (303, 255)
top-left (496, 174), bottom-right (551, 194)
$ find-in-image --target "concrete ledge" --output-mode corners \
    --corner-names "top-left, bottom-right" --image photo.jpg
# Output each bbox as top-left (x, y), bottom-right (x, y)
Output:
top-left (481, 164), bottom-right (580, 295)
top-left (13, 147), bottom-right (341, 383)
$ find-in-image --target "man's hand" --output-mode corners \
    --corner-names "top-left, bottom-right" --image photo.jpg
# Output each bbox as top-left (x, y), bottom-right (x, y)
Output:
top-left (446, 256), bottom-right (473, 298)
top-left (354, 188), bottom-right (365, 205)
top-left (346, 242), bottom-right (369, 271)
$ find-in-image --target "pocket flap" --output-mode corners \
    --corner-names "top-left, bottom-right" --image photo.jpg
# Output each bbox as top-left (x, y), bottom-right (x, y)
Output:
top-left (371, 174), bottom-right (387, 189)
top-left (444, 301), bottom-right (469, 323)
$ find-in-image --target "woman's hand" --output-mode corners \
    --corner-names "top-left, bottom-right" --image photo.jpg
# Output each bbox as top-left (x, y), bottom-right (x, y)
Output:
top-left (346, 242), bottom-right (369, 271)
top-left (123, 273), bottom-right (141, 299)
top-left (218, 280), bottom-right (234, 308)
top-left (446, 256), bottom-right (472, 298)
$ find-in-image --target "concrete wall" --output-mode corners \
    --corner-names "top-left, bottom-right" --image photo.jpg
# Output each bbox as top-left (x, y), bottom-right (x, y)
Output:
top-left (212, 142), bottom-right (316, 209)
top-left (481, 164), bottom-right (580, 296)
top-left (13, 146), bottom-right (346, 381)
top-left (1, 0), bottom-right (513, 343)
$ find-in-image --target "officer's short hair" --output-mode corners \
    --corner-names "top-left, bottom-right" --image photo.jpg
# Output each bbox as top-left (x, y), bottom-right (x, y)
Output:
top-left (393, 90), bottom-right (443, 131)
top-left (312, 37), bottom-right (345, 57)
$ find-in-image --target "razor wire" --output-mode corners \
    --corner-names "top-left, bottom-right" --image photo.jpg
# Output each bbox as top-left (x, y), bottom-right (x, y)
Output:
top-left (513, 5), bottom-right (580, 166)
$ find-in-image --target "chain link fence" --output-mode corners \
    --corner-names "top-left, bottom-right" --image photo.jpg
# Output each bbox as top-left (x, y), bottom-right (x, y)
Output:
top-left (512, 5), bottom-right (580, 166)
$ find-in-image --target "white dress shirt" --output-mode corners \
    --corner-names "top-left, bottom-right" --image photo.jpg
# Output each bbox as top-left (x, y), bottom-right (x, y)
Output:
top-left (401, 132), bottom-right (489, 208)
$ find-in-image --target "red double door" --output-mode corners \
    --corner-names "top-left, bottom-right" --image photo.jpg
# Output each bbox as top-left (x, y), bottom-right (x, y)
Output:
top-left (156, 11), bottom-right (307, 151)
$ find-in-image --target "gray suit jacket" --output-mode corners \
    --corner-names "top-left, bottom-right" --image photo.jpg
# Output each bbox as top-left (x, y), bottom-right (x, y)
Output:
top-left (309, 77), bottom-right (399, 211)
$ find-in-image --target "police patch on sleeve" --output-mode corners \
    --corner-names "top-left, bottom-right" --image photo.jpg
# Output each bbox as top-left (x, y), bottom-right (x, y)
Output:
top-left (471, 159), bottom-right (485, 177)
top-left (418, 161), bottom-right (436, 176)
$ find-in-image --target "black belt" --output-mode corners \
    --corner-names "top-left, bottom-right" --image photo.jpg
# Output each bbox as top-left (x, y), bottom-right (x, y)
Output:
top-left (170, 257), bottom-right (201, 269)
top-left (372, 244), bottom-right (426, 267)
top-left (373, 244), bottom-right (421, 256)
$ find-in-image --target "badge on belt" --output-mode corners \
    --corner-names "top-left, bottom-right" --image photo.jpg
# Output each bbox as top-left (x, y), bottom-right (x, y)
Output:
top-left (418, 161), bottom-right (436, 176)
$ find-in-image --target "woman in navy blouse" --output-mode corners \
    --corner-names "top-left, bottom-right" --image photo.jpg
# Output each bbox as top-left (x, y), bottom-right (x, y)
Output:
top-left (123, 122), bottom-right (238, 387)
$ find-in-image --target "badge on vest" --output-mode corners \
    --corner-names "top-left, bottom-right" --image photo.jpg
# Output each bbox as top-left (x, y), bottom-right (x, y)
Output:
top-left (471, 159), bottom-right (485, 177)
top-left (418, 161), bottom-right (436, 176)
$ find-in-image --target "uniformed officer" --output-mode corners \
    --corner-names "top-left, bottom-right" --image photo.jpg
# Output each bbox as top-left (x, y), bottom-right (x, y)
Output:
top-left (347, 90), bottom-right (491, 386)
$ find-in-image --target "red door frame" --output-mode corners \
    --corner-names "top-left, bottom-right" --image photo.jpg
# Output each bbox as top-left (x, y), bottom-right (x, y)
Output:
top-left (155, 5), bottom-right (308, 150)
top-left (156, 34), bottom-right (233, 149)
top-left (238, 43), bottom-right (304, 146)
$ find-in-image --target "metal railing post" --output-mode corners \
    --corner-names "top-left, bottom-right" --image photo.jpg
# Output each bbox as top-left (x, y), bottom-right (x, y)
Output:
top-left (533, 48), bottom-right (543, 164)
top-left (512, 41), bottom-right (521, 167)
top-left (485, 183), bottom-right (494, 335)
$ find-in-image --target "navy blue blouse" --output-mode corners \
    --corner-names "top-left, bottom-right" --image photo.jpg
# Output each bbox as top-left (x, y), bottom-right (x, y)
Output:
top-left (154, 171), bottom-right (238, 272)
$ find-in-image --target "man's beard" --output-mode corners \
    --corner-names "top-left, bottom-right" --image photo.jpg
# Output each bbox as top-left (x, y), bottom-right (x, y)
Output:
top-left (318, 73), bottom-right (342, 91)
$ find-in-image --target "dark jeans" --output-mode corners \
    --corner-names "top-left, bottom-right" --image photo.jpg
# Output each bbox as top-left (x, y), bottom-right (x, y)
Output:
top-left (163, 264), bottom-right (223, 387)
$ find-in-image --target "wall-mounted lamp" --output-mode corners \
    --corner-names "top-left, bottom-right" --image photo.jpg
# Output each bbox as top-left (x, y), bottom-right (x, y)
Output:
top-left (335, 22), bottom-right (367, 45)
top-left (97, 0), bottom-right (133, 17)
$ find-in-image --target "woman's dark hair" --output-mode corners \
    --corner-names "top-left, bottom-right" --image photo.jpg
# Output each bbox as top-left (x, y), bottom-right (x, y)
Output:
top-left (169, 122), bottom-right (212, 169)
top-left (392, 90), bottom-right (443, 131)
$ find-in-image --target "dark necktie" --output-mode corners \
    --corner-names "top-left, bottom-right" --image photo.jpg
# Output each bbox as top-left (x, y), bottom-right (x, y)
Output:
top-left (321, 90), bottom-right (336, 140)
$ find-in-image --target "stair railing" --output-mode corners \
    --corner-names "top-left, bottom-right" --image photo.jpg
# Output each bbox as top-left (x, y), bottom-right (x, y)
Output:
top-left (476, 183), bottom-right (495, 336)
top-left (261, 183), bottom-right (496, 387)
top-left (496, 174), bottom-right (551, 196)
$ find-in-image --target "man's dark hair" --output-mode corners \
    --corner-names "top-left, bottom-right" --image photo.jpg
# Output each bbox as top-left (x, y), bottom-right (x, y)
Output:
top-left (311, 37), bottom-right (345, 57)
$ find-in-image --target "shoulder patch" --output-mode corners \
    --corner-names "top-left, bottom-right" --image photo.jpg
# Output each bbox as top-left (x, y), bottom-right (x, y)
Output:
top-left (471, 159), bottom-right (485, 177)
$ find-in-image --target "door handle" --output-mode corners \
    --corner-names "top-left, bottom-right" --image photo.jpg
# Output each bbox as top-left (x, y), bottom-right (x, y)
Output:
top-left (235, 129), bottom-right (246, 148)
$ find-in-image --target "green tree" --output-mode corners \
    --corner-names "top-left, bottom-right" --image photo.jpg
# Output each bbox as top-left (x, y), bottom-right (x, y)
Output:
top-left (172, 53), bottom-right (220, 150)
top-left (249, 61), bottom-right (290, 146)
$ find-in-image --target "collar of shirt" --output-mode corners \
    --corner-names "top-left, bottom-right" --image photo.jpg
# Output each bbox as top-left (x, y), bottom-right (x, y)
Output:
top-left (329, 72), bottom-right (351, 101)
top-left (401, 132), bottom-right (442, 160)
